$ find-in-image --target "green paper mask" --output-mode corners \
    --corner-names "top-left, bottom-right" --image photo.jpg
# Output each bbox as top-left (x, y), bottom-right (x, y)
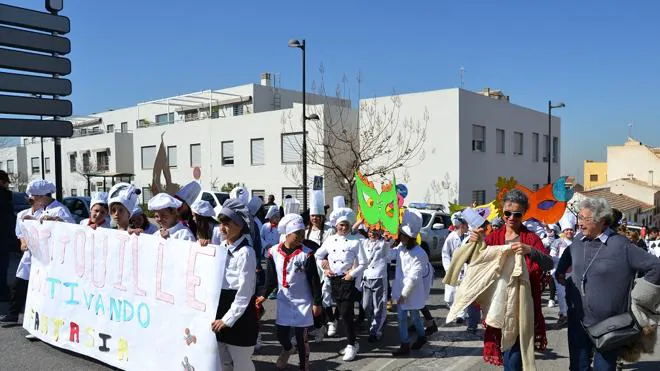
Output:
top-left (355, 171), bottom-right (399, 236)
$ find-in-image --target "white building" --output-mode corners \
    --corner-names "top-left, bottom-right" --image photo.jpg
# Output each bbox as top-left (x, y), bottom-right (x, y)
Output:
top-left (0, 145), bottom-right (27, 191)
top-left (363, 88), bottom-right (561, 206)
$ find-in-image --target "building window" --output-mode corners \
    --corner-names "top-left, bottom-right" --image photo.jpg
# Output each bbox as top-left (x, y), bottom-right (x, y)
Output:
top-left (471, 190), bottom-right (485, 205)
top-left (543, 134), bottom-right (550, 162)
top-left (252, 189), bottom-right (266, 200)
top-left (106, 124), bottom-right (114, 133)
top-left (6, 160), bottom-right (14, 174)
top-left (190, 144), bottom-right (201, 167)
top-left (496, 129), bottom-right (505, 154)
top-left (472, 125), bottom-right (485, 152)
top-left (92, 126), bottom-right (100, 134)
top-left (513, 132), bottom-right (523, 155)
top-left (281, 133), bottom-right (303, 163)
top-left (0, 161), bottom-right (3, 171)
top-left (81, 128), bottom-right (88, 136)
top-left (155, 113), bottom-right (175, 124)
top-left (45, 157), bottom-right (51, 174)
top-left (233, 104), bottom-right (243, 116)
top-left (532, 133), bottom-right (539, 162)
top-left (141, 146), bottom-right (156, 170)
top-left (82, 152), bottom-right (91, 172)
top-left (23, 138), bottom-right (28, 146)
top-left (221, 141), bottom-right (234, 166)
top-left (69, 154), bottom-right (76, 172)
top-left (83, 189), bottom-right (90, 197)
top-left (97, 151), bottom-right (109, 172)
top-left (120, 122), bottom-right (128, 133)
top-left (590, 174), bottom-right (599, 182)
top-left (251, 138), bottom-right (264, 165)
top-left (552, 137), bottom-right (559, 163)
top-left (141, 187), bottom-right (153, 204)
top-left (71, 189), bottom-right (77, 197)
top-left (282, 187), bottom-right (304, 202)
top-left (31, 157), bottom-right (40, 174)
top-left (167, 146), bottom-right (177, 168)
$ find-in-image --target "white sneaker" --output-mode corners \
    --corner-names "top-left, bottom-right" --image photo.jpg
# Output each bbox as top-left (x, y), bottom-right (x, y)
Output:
top-left (327, 321), bottom-right (338, 337)
top-left (548, 300), bottom-right (556, 308)
top-left (313, 326), bottom-right (325, 343)
top-left (25, 334), bottom-right (37, 340)
top-left (342, 344), bottom-right (359, 361)
top-left (254, 333), bottom-right (263, 352)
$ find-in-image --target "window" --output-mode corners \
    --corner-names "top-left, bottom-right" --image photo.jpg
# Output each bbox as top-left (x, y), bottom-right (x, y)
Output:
top-left (136, 119), bottom-right (148, 128)
top-left (141, 187), bottom-right (153, 203)
top-left (590, 174), bottom-right (599, 182)
top-left (543, 134), bottom-right (550, 162)
top-left (471, 190), bottom-right (485, 205)
top-left (201, 192), bottom-right (217, 208)
top-left (92, 126), bottom-right (100, 134)
top-left (141, 146), bottom-right (156, 170)
top-left (552, 137), bottom-right (559, 163)
top-left (106, 124), bottom-right (114, 133)
top-left (167, 146), bottom-right (177, 168)
top-left (221, 141), bottom-right (234, 166)
top-left (81, 128), bottom-right (87, 136)
top-left (281, 133), bottom-right (303, 163)
top-left (69, 154), bottom-right (76, 172)
top-left (433, 214), bottom-right (452, 229)
top-left (31, 157), bottom-right (40, 174)
top-left (496, 129), bottom-right (505, 154)
top-left (233, 104), bottom-right (243, 116)
top-left (155, 113), bottom-right (175, 124)
top-left (82, 152), bottom-right (90, 172)
top-left (251, 138), bottom-right (264, 165)
top-left (7, 160), bottom-right (14, 174)
top-left (190, 144), bottom-right (201, 167)
top-left (23, 138), bottom-right (28, 146)
top-left (472, 125), bottom-right (485, 152)
top-left (97, 151), bottom-right (109, 171)
top-left (120, 122), bottom-right (128, 133)
top-left (513, 132), bottom-right (523, 155)
top-left (45, 157), bottom-right (51, 173)
top-left (282, 187), bottom-right (304, 202)
top-left (0, 161), bottom-right (3, 170)
top-left (252, 189), bottom-right (266, 200)
top-left (84, 189), bottom-right (90, 197)
top-left (532, 133), bottom-right (539, 162)
top-left (71, 189), bottom-right (77, 197)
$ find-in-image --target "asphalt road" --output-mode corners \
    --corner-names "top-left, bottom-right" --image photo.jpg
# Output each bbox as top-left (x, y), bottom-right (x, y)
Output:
top-left (1, 262), bottom-right (659, 370)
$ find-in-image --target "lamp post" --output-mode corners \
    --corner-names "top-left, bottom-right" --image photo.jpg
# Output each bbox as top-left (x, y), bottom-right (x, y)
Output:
top-left (289, 39), bottom-right (320, 212)
top-left (547, 100), bottom-right (565, 184)
top-left (32, 94), bottom-right (45, 180)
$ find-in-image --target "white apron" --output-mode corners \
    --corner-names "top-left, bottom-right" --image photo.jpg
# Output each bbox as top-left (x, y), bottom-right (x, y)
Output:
top-left (269, 243), bottom-right (315, 327)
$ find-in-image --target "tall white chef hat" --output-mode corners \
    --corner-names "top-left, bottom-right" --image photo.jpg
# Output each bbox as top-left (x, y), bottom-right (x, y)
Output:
top-left (283, 197), bottom-right (301, 215)
top-left (90, 192), bottom-right (108, 210)
top-left (176, 181), bottom-right (201, 206)
top-left (559, 212), bottom-right (577, 232)
top-left (26, 179), bottom-right (56, 196)
top-left (230, 186), bottom-right (250, 206)
top-left (265, 205), bottom-right (280, 220)
top-left (330, 207), bottom-right (355, 226)
top-left (332, 195), bottom-right (346, 211)
top-left (310, 190), bottom-right (325, 216)
top-left (108, 183), bottom-right (140, 215)
top-left (400, 209), bottom-right (423, 238)
top-left (190, 200), bottom-right (215, 218)
top-left (148, 193), bottom-right (183, 211)
top-left (278, 214), bottom-right (306, 235)
top-left (462, 207), bottom-right (486, 230)
top-left (247, 196), bottom-right (263, 217)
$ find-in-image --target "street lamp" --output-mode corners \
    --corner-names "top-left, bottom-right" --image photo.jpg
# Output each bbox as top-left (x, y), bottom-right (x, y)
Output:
top-left (547, 100), bottom-right (565, 184)
top-left (289, 39), bottom-right (319, 212)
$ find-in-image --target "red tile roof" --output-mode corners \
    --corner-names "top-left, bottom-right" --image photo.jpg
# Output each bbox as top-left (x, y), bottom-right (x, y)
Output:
top-left (579, 188), bottom-right (654, 213)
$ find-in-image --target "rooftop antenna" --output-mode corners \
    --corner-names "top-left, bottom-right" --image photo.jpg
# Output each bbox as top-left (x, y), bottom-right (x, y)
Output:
top-left (628, 122), bottom-right (633, 138)
top-left (460, 67), bottom-right (465, 89)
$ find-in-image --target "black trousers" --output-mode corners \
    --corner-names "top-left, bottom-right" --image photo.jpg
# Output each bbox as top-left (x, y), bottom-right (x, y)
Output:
top-left (336, 300), bottom-right (357, 345)
top-left (9, 278), bottom-right (28, 316)
top-left (277, 325), bottom-right (310, 370)
top-left (0, 248), bottom-right (9, 297)
top-left (549, 278), bottom-right (556, 301)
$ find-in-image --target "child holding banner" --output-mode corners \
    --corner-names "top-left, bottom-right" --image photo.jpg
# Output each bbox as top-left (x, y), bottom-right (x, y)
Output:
top-left (256, 213), bottom-right (322, 370)
top-left (213, 198), bottom-right (258, 371)
top-left (190, 200), bottom-right (220, 246)
top-left (148, 193), bottom-right (196, 241)
top-left (108, 183), bottom-right (141, 231)
top-left (79, 192), bottom-right (110, 229)
top-left (129, 205), bottom-right (159, 234)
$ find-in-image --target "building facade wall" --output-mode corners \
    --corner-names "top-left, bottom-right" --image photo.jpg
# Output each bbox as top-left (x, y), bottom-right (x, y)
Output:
top-left (584, 161), bottom-right (607, 189)
top-left (607, 139), bottom-right (660, 187)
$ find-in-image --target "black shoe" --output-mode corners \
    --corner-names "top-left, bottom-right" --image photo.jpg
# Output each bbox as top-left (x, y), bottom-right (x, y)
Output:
top-left (368, 334), bottom-right (379, 343)
top-left (0, 314), bottom-right (19, 324)
top-left (466, 327), bottom-right (477, 335)
top-left (392, 343), bottom-right (410, 357)
top-left (425, 322), bottom-right (438, 336)
top-left (411, 337), bottom-right (427, 350)
top-left (408, 324), bottom-right (415, 332)
top-left (456, 318), bottom-right (465, 325)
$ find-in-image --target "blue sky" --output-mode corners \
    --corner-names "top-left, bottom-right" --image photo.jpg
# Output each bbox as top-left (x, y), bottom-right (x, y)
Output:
top-left (4, 0), bottom-right (660, 183)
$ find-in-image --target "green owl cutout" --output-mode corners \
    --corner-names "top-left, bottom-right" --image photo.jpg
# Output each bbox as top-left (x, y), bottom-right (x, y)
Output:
top-left (355, 171), bottom-right (400, 237)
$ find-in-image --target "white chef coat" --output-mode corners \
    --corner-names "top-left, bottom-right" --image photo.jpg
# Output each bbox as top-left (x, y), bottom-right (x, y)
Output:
top-left (550, 237), bottom-right (573, 276)
top-left (315, 233), bottom-right (366, 278)
top-left (442, 230), bottom-right (466, 304)
top-left (391, 244), bottom-right (429, 310)
top-left (153, 221), bottom-right (196, 241)
top-left (79, 217), bottom-right (111, 228)
top-left (268, 243), bottom-right (315, 327)
top-left (41, 199), bottom-right (75, 224)
top-left (362, 239), bottom-right (392, 280)
top-left (261, 223), bottom-right (281, 252)
top-left (15, 207), bottom-right (43, 280)
top-left (220, 235), bottom-right (257, 327)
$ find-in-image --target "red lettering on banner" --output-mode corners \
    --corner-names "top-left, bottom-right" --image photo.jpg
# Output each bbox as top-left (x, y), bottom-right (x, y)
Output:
top-left (155, 242), bottom-right (174, 304)
top-left (131, 237), bottom-right (146, 296)
top-left (73, 230), bottom-right (86, 278)
top-left (186, 243), bottom-right (216, 311)
top-left (58, 235), bottom-right (71, 264)
top-left (114, 234), bottom-right (129, 291)
top-left (91, 234), bottom-right (108, 288)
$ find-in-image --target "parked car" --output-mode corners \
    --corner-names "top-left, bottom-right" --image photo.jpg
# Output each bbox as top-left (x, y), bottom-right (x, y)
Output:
top-left (62, 197), bottom-right (91, 224)
top-left (196, 191), bottom-right (230, 216)
top-left (407, 203), bottom-right (452, 265)
top-left (11, 192), bottom-right (30, 215)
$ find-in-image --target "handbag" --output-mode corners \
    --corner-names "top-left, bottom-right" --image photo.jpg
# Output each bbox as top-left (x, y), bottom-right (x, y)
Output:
top-left (583, 273), bottom-right (642, 352)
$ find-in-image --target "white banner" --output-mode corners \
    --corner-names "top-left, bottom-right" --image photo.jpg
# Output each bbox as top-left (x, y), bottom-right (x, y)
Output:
top-left (20, 220), bottom-right (226, 370)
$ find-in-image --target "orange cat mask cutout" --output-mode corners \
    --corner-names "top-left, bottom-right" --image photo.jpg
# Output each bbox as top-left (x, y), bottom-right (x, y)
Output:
top-left (497, 177), bottom-right (573, 225)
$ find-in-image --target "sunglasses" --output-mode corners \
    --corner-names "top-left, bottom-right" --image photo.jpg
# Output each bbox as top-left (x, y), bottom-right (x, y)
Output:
top-left (503, 210), bottom-right (524, 218)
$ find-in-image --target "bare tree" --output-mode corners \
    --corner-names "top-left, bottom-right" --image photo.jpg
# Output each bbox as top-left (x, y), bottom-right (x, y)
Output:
top-left (9, 172), bottom-right (28, 192)
top-left (283, 68), bottom-right (428, 206)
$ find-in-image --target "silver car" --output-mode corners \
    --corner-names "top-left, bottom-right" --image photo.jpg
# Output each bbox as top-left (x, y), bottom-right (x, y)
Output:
top-left (408, 203), bottom-right (452, 264)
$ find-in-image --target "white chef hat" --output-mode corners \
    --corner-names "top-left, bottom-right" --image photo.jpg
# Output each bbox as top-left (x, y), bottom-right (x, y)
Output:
top-left (283, 197), bottom-right (301, 215)
top-left (175, 181), bottom-right (201, 207)
top-left (265, 205), bottom-right (280, 220)
top-left (524, 220), bottom-right (546, 237)
top-left (463, 207), bottom-right (486, 230)
top-left (310, 190), bottom-right (325, 216)
top-left (548, 224), bottom-right (561, 234)
top-left (108, 183), bottom-right (140, 214)
top-left (131, 205), bottom-right (145, 218)
top-left (332, 195), bottom-right (346, 211)
top-left (451, 211), bottom-right (466, 227)
top-left (559, 212), bottom-right (577, 232)
top-left (247, 196), bottom-right (263, 217)
top-left (90, 192), bottom-right (108, 210)
top-left (278, 214), bottom-right (306, 235)
top-left (26, 179), bottom-right (56, 196)
top-left (190, 200), bottom-right (215, 218)
top-left (148, 193), bottom-right (183, 211)
top-left (230, 186), bottom-right (249, 206)
top-left (400, 209), bottom-right (423, 238)
top-left (330, 207), bottom-right (355, 226)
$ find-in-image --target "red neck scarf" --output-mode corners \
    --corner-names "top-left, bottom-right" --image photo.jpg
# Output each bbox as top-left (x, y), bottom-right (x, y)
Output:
top-left (482, 226), bottom-right (548, 366)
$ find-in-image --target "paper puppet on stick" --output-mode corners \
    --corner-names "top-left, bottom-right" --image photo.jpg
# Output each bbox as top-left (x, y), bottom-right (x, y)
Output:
top-left (355, 171), bottom-right (400, 237)
top-left (496, 176), bottom-right (575, 225)
top-left (449, 200), bottom-right (499, 222)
